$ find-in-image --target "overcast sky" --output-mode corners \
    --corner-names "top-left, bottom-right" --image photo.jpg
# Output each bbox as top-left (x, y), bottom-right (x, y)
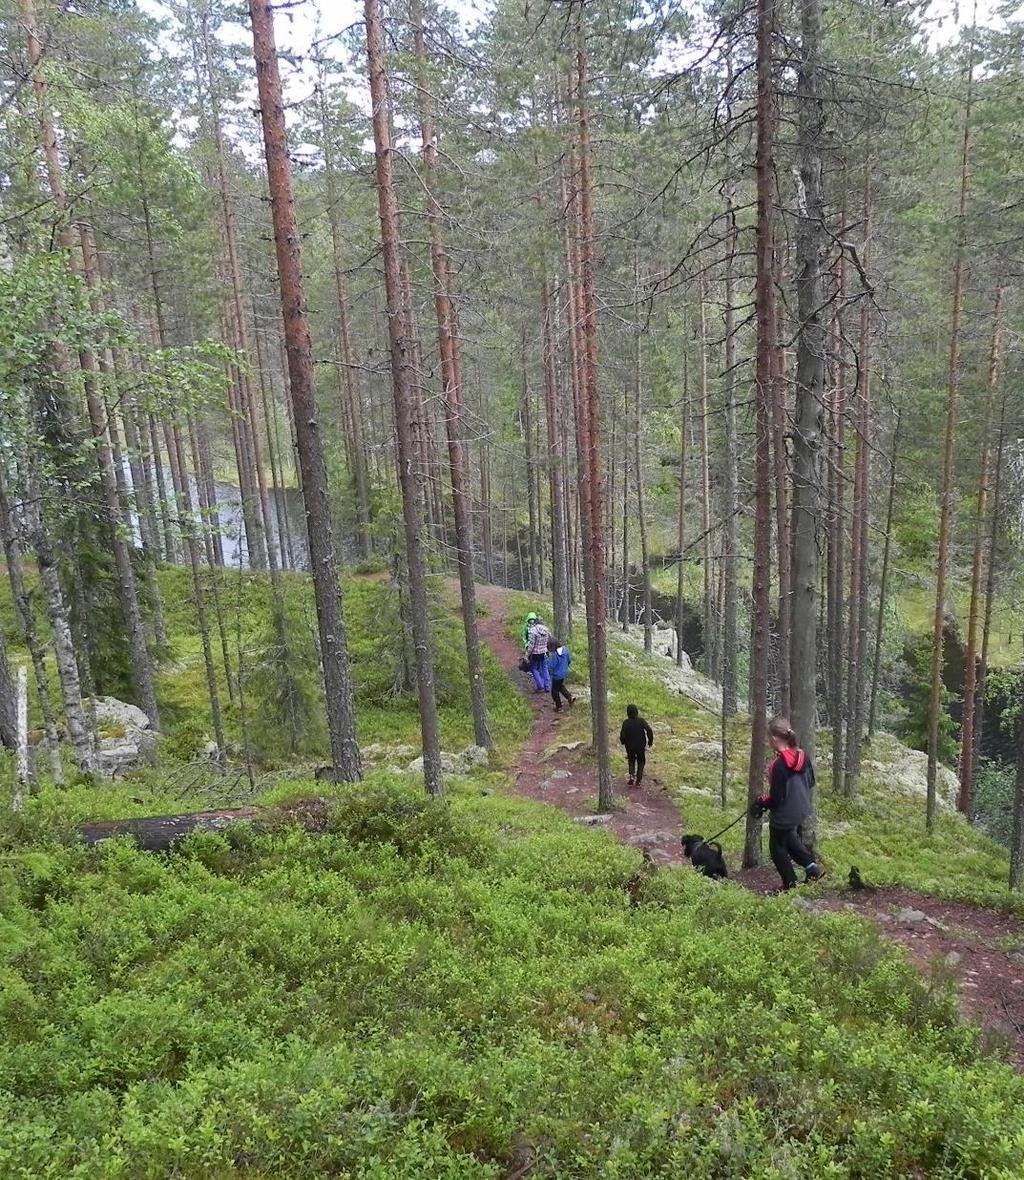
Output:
top-left (138, 0), bottom-right (1014, 150)
top-left (141, 0), bottom-right (1013, 92)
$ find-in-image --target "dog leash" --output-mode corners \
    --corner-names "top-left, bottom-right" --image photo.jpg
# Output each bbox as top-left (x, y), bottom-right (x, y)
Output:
top-left (695, 810), bottom-right (748, 848)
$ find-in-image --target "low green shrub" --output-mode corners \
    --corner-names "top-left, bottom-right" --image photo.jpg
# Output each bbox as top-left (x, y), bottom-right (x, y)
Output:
top-left (0, 784), bottom-right (1021, 1177)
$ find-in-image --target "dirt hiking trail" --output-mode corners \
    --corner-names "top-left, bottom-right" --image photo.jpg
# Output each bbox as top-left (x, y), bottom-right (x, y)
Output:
top-left (475, 585), bottom-right (686, 868)
top-left (475, 583), bottom-right (1024, 1068)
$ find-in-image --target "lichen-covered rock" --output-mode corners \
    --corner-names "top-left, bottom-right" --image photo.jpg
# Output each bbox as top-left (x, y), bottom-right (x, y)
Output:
top-left (861, 733), bottom-right (958, 810)
top-left (459, 744), bottom-right (489, 771)
top-left (87, 696), bottom-right (158, 777)
top-left (612, 630), bottom-right (721, 713)
top-left (407, 752), bottom-right (462, 776)
top-left (406, 744), bottom-right (490, 776)
top-left (686, 741), bottom-right (723, 762)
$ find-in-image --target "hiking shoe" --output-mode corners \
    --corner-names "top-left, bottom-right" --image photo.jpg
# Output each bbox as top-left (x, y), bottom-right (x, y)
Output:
top-left (804, 866), bottom-right (827, 884)
top-left (627, 777), bottom-right (635, 787)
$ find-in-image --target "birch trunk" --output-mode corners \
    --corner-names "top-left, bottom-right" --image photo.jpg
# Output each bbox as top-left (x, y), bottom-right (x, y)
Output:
top-left (0, 470), bottom-right (63, 782)
top-left (13, 666), bottom-right (28, 810)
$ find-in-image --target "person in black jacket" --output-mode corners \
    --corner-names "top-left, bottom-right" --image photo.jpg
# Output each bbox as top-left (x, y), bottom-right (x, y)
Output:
top-left (619, 704), bottom-right (654, 787)
top-left (754, 717), bottom-right (826, 890)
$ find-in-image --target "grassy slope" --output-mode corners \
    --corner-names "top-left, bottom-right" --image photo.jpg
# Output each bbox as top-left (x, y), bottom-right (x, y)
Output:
top-left (152, 566), bottom-right (532, 761)
top-left (0, 580), bottom-right (1023, 1175)
top-left (652, 563), bottom-right (1024, 669)
top-left (896, 578), bottom-right (1022, 666)
top-left (507, 591), bottom-right (1020, 914)
top-left (0, 565), bottom-right (532, 794)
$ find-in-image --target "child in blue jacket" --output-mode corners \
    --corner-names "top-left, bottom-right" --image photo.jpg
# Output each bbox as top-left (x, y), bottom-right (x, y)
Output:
top-left (546, 639), bottom-right (574, 712)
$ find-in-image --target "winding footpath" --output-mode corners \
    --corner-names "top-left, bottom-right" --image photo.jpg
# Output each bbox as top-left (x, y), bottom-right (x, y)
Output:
top-left (475, 583), bottom-right (1024, 1069)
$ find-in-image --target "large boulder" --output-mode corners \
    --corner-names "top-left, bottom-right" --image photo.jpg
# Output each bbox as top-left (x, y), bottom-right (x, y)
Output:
top-left (612, 630), bottom-right (722, 714)
top-left (87, 697), bottom-right (158, 777)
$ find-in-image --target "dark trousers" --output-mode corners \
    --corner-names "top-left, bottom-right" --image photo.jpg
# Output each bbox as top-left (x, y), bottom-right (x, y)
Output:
top-left (768, 826), bottom-right (816, 889)
top-left (627, 750), bottom-right (646, 783)
top-left (551, 679), bottom-right (572, 708)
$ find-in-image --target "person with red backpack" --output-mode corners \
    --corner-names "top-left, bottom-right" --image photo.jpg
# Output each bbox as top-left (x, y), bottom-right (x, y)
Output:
top-left (753, 717), bottom-right (826, 890)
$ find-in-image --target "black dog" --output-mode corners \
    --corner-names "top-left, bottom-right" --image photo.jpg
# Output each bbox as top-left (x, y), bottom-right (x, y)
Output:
top-left (680, 834), bottom-right (728, 879)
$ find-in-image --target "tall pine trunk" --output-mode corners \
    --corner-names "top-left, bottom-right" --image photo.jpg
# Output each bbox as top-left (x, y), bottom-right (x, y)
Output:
top-left (412, 0), bottom-right (491, 748)
top-left (744, 0), bottom-right (777, 868)
top-left (562, 141), bottom-right (598, 749)
top-left (721, 192), bottom-right (739, 713)
top-left (675, 335), bottom-right (688, 669)
top-left (975, 382), bottom-right (1008, 789)
top-left (634, 255), bottom-right (652, 653)
top-left (541, 274), bottom-right (570, 640)
top-left (362, 0), bottom-right (442, 793)
top-left (827, 210), bottom-right (847, 792)
top-left (620, 382), bottom-right (630, 632)
top-left (868, 412), bottom-right (900, 738)
top-left (772, 291), bottom-right (791, 716)
top-left (789, 0), bottom-right (826, 797)
top-left (521, 338), bottom-right (541, 593)
top-left (959, 285), bottom-right (1004, 814)
top-left (697, 272), bottom-right (714, 675)
top-left (843, 169), bottom-right (872, 798)
top-left (926, 41), bottom-right (974, 831)
top-left (317, 65), bottom-right (373, 558)
top-left (199, 8), bottom-right (268, 571)
top-left (574, 16), bottom-right (612, 809)
top-left (249, 0), bottom-right (362, 782)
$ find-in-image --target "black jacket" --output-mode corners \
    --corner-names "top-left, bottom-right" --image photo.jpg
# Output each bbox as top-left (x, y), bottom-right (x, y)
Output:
top-left (762, 747), bottom-right (814, 829)
top-left (619, 716), bottom-right (654, 754)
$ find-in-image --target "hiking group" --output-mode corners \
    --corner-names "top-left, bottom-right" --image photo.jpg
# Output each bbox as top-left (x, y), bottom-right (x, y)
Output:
top-left (521, 612), bottom-right (575, 711)
top-left (518, 610), bottom-right (824, 892)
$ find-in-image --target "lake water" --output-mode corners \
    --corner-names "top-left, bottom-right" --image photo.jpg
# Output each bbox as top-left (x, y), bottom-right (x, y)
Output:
top-left (210, 482), bottom-right (310, 570)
